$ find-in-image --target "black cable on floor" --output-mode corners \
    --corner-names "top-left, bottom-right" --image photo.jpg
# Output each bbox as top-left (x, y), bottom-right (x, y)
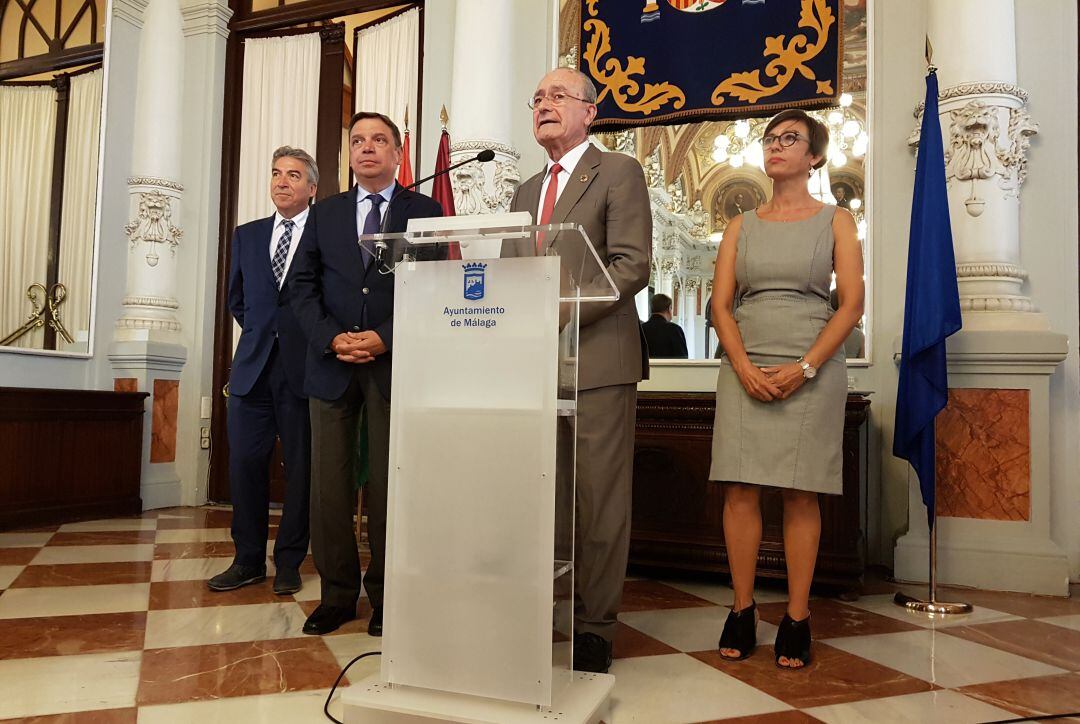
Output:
top-left (324, 650), bottom-right (381, 724)
top-left (985, 712), bottom-right (1080, 723)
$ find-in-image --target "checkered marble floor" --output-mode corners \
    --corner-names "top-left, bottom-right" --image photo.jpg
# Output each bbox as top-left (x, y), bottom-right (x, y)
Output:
top-left (1, 507), bottom-right (1078, 723)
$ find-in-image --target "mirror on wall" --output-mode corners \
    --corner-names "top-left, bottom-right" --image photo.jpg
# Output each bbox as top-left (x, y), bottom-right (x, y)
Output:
top-left (560, 0), bottom-right (872, 365)
top-left (0, 0), bottom-right (107, 354)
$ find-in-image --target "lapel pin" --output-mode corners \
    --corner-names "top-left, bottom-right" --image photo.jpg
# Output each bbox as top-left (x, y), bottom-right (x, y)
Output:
top-left (579, 174), bottom-right (589, 183)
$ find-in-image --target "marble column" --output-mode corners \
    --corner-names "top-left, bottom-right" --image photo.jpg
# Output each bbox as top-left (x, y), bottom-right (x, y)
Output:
top-left (447, 0), bottom-right (520, 215)
top-left (894, 0), bottom-right (1068, 595)
top-left (109, 0), bottom-right (188, 509)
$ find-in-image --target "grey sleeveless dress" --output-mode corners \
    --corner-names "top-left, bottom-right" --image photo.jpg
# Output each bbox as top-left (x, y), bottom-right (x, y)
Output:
top-left (709, 206), bottom-right (846, 494)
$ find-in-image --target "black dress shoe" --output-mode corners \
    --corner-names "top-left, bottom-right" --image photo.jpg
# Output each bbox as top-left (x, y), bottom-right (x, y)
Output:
top-left (573, 632), bottom-right (613, 673)
top-left (272, 567), bottom-right (302, 595)
top-left (207, 563), bottom-right (266, 592)
top-left (367, 606), bottom-right (383, 637)
top-left (302, 603), bottom-right (355, 635)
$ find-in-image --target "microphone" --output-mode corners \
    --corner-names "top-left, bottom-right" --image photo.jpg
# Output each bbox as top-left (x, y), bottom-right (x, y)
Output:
top-left (372, 149), bottom-right (495, 267)
top-left (403, 149), bottom-right (495, 191)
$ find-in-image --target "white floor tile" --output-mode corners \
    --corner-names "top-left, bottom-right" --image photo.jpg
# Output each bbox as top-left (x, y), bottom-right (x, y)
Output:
top-left (137, 687), bottom-right (338, 724)
top-left (0, 565), bottom-right (24, 589)
top-left (144, 601), bottom-right (309, 648)
top-left (155, 528), bottom-right (233, 544)
top-left (0, 532), bottom-right (53, 548)
top-left (152, 557), bottom-right (239, 582)
top-left (0, 651), bottom-right (141, 719)
top-left (1039, 613), bottom-right (1080, 632)
top-left (620, 604), bottom-right (779, 652)
top-left (842, 593), bottom-right (1021, 629)
top-left (805, 689), bottom-right (1018, 724)
top-left (322, 633), bottom-right (383, 679)
top-left (32, 544), bottom-right (155, 565)
top-left (662, 579), bottom-right (791, 605)
top-left (0, 583), bottom-right (150, 619)
top-left (607, 653), bottom-right (790, 723)
top-left (58, 519), bottom-right (157, 532)
top-left (825, 629), bottom-right (1065, 688)
top-left (292, 573), bottom-right (323, 602)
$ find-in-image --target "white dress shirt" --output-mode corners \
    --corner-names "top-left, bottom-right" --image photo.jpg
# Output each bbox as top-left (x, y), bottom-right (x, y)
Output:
top-left (356, 181), bottom-right (397, 236)
top-left (536, 140), bottom-right (593, 222)
top-left (269, 206), bottom-right (310, 289)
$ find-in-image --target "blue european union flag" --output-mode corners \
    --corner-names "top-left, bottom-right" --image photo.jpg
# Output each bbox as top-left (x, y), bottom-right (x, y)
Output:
top-left (893, 71), bottom-right (962, 530)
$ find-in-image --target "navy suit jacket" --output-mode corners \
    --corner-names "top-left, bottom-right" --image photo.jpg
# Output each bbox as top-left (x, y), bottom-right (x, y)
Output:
top-left (290, 184), bottom-right (442, 402)
top-left (228, 214), bottom-right (309, 398)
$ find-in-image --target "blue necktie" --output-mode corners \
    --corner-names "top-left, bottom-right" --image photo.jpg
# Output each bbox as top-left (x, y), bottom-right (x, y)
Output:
top-left (361, 194), bottom-right (384, 268)
top-left (271, 218), bottom-right (294, 286)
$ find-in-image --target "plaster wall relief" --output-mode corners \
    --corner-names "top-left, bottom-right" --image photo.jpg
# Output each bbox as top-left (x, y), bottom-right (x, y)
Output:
top-left (911, 86), bottom-right (1038, 218)
top-left (448, 141), bottom-right (522, 216)
top-left (908, 80), bottom-right (1045, 328)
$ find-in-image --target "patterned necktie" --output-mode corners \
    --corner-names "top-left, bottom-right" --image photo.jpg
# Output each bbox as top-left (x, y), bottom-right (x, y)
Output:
top-left (536, 163), bottom-right (563, 253)
top-left (360, 193), bottom-right (385, 268)
top-left (271, 218), bottom-right (294, 287)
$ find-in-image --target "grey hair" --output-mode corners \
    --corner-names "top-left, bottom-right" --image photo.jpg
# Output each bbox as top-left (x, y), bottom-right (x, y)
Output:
top-left (272, 146), bottom-right (319, 185)
top-left (553, 67), bottom-right (598, 104)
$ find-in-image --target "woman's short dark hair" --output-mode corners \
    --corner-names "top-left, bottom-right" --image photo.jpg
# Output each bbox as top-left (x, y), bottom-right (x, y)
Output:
top-left (763, 109), bottom-right (829, 170)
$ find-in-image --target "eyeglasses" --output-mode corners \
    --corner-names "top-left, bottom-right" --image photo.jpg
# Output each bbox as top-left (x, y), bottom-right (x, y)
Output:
top-left (527, 92), bottom-right (591, 110)
top-left (761, 131), bottom-right (808, 149)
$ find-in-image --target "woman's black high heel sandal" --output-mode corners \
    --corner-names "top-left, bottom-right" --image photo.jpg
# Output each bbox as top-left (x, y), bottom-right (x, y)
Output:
top-left (774, 613), bottom-right (812, 668)
top-left (717, 601), bottom-right (757, 661)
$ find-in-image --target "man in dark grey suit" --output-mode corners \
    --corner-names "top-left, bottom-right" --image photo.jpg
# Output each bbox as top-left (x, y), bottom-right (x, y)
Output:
top-left (503, 67), bottom-right (651, 673)
top-left (290, 112), bottom-right (442, 636)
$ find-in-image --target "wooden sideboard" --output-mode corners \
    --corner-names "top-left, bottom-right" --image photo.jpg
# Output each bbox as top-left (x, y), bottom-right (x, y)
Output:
top-left (0, 387), bottom-right (149, 530)
top-left (630, 392), bottom-right (870, 597)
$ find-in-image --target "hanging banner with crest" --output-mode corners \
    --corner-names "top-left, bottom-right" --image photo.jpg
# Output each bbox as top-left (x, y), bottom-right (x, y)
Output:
top-left (579, 0), bottom-right (843, 130)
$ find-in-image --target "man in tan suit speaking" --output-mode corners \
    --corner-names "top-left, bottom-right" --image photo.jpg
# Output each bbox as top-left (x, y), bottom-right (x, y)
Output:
top-left (503, 67), bottom-right (652, 673)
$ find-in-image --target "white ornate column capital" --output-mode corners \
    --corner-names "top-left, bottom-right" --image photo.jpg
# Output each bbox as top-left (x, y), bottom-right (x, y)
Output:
top-left (449, 140), bottom-right (522, 216)
top-left (113, 0), bottom-right (149, 27)
top-left (180, 0), bottom-right (232, 39)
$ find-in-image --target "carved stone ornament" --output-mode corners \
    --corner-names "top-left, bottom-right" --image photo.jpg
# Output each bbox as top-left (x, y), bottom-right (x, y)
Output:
top-left (124, 190), bottom-right (183, 267)
top-left (910, 96), bottom-right (1038, 217)
top-left (449, 141), bottom-right (521, 215)
top-left (643, 147), bottom-right (663, 189)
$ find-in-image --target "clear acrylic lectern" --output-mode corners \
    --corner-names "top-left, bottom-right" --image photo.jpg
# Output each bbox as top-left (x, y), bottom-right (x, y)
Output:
top-left (341, 220), bottom-right (618, 724)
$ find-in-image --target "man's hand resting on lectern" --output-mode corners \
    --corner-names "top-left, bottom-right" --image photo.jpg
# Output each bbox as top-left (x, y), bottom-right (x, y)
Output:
top-left (332, 331), bottom-right (386, 363)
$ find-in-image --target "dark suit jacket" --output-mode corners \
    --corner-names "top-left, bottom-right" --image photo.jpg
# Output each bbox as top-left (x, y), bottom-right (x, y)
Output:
top-left (290, 184), bottom-right (442, 401)
top-left (503, 145), bottom-right (652, 390)
top-left (228, 214), bottom-right (308, 398)
top-left (641, 314), bottom-right (688, 359)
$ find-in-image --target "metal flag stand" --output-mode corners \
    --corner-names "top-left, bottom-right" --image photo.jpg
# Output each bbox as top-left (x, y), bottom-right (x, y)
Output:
top-left (892, 514), bottom-right (973, 615)
top-left (892, 37), bottom-right (973, 619)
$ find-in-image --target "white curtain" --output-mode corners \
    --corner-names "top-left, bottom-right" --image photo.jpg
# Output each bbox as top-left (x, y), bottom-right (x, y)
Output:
top-left (355, 8), bottom-right (420, 171)
top-left (237, 33), bottom-right (321, 226)
top-left (57, 68), bottom-right (104, 350)
top-left (0, 84), bottom-right (57, 350)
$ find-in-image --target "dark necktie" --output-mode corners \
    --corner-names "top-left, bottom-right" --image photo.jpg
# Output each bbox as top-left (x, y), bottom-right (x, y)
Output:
top-left (271, 218), bottom-right (294, 286)
top-left (361, 193), bottom-right (385, 268)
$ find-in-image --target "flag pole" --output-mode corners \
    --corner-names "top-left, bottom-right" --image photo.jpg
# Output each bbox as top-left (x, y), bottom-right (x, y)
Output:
top-left (892, 38), bottom-right (972, 616)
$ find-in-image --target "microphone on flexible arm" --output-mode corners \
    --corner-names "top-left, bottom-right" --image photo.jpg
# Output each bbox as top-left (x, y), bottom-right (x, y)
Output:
top-left (373, 149), bottom-right (496, 268)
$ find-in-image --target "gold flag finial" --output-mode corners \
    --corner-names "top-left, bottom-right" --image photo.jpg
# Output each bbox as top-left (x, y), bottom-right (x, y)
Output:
top-left (403, 105), bottom-right (410, 132)
top-left (440, 104), bottom-right (449, 129)
top-left (925, 35), bottom-right (936, 72)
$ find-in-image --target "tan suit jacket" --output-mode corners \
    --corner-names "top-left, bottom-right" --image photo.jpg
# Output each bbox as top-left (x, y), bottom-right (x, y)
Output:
top-left (503, 144), bottom-right (652, 390)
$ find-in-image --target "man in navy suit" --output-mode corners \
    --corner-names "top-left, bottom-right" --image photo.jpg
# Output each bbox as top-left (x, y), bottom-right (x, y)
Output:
top-left (209, 147), bottom-right (318, 596)
top-left (291, 112), bottom-right (442, 636)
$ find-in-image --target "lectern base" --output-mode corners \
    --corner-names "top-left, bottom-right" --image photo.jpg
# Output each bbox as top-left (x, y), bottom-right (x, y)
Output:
top-left (341, 672), bottom-right (614, 724)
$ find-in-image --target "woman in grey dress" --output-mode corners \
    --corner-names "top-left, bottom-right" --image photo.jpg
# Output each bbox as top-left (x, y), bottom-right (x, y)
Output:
top-left (709, 110), bottom-right (864, 669)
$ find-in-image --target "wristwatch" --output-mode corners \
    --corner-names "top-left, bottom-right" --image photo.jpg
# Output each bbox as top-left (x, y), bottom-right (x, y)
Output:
top-left (796, 357), bottom-right (817, 379)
